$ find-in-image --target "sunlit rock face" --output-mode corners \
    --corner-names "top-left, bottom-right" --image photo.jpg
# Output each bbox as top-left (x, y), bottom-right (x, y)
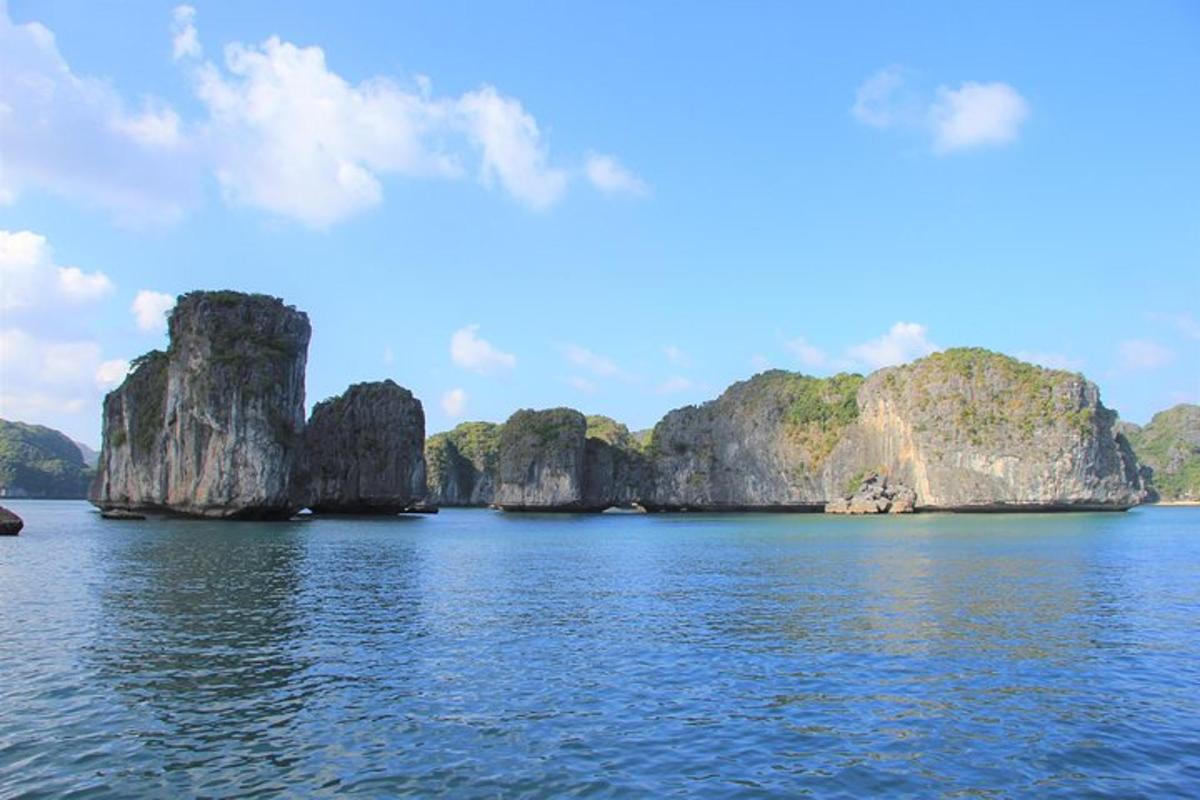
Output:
top-left (839, 349), bottom-right (1145, 510)
top-left (91, 291), bottom-right (311, 519)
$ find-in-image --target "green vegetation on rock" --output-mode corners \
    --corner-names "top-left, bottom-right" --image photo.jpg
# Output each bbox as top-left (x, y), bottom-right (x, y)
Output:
top-left (744, 370), bottom-right (864, 467)
top-left (898, 348), bottom-right (1091, 445)
top-left (1123, 404), bottom-right (1200, 501)
top-left (585, 415), bottom-right (641, 451)
top-left (0, 419), bottom-right (92, 498)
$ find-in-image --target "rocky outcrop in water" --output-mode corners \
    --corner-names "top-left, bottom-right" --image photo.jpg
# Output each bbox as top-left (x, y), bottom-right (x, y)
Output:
top-left (495, 408), bottom-right (594, 511)
top-left (583, 416), bottom-right (648, 509)
top-left (0, 505), bottom-right (22, 535)
top-left (301, 380), bottom-right (427, 513)
top-left (640, 372), bottom-right (862, 510)
top-left (840, 349), bottom-right (1144, 510)
top-left (825, 473), bottom-right (915, 514)
top-left (426, 422), bottom-right (502, 507)
top-left (1120, 404), bottom-right (1200, 502)
top-left (91, 291), bottom-right (310, 519)
top-left (637, 349), bottom-right (1143, 512)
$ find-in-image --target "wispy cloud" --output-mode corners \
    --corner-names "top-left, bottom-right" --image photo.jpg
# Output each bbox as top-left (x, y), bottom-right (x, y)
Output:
top-left (1118, 339), bottom-right (1174, 371)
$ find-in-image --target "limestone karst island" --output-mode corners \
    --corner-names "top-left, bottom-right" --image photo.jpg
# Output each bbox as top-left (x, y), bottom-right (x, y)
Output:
top-left (62, 289), bottom-right (1183, 521)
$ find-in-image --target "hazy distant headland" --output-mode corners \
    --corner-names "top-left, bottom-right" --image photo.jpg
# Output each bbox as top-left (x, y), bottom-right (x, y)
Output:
top-left (43, 289), bottom-right (1193, 520)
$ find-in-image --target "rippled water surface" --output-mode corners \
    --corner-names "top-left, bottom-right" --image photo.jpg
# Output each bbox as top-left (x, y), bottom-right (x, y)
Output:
top-left (1, 502), bottom-right (1198, 798)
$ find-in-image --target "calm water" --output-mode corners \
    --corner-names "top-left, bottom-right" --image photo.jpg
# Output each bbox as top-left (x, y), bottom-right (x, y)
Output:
top-left (0, 502), bottom-right (1197, 798)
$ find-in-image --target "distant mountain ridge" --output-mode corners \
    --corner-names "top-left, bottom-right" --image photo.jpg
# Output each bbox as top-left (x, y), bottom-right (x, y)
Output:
top-left (0, 419), bottom-right (93, 499)
top-left (1120, 404), bottom-right (1200, 501)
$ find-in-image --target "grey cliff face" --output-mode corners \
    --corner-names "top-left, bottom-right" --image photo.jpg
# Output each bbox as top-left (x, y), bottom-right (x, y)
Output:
top-left (91, 291), bottom-right (310, 519)
top-left (495, 408), bottom-right (594, 510)
top-left (839, 349), bottom-right (1144, 510)
top-left (302, 380), bottom-right (427, 513)
top-left (640, 371), bottom-right (863, 511)
top-left (425, 422), bottom-right (502, 506)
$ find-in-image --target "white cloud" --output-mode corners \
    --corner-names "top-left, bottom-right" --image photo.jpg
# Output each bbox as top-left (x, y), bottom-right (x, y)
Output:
top-left (585, 152), bottom-right (647, 196)
top-left (458, 86), bottom-right (568, 210)
top-left (930, 81), bottom-right (1030, 152)
top-left (656, 376), bottom-right (694, 394)
top-left (785, 337), bottom-right (828, 369)
top-left (1015, 351), bottom-right (1084, 371)
top-left (131, 290), bottom-right (176, 333)
top-left (847, 322), bottom-right (939, 369)
top-left (562, 344), bottom-right (623, 377)
top-left (450, 324), bottom-right (516, 374)
top-left (171, 5), bottom-right (202, 62)
top-left (663, 344), bottom-right (691, 368)
top-left (95, 358), bottom-right (130, 388)
top-left (854, 68), bottom-right (1029, 154)
top-left (0, 7), bottom-right (197, 223)
top-left (1118, 339), bottom-right (1174, 371)
top-left (0, 230), bottom-right (124, 443)
top-left (1, 229), bottom-right (113, 311)
top-left (0, 328), bottom-right (115, 424)
top-left (4, 6), bottom-right (623, 228)
top-left (441, 387), bottom-right (467, 417)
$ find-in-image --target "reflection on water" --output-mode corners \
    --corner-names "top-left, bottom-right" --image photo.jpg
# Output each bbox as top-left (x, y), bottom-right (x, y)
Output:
top-left (0, 502), bottom-right (1198, 797)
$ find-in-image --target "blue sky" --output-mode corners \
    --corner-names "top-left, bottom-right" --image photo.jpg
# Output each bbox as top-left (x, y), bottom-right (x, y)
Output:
top-left (1, 0), bottom-right (1197, 446)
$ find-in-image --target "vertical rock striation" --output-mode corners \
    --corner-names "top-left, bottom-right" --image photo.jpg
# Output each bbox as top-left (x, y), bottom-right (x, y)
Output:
top-left (841, 349), bottom-right (1144, 510)
top-left (91, 291), bottom-right (310, 519)
top-left (301, 380), bottom-right (427, 513)
top-left (495, 408), bottom-right (595, 511)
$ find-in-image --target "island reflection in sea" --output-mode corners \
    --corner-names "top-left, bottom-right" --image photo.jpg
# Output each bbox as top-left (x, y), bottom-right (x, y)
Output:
top-left (0, 501), bottom-right (1197, 797)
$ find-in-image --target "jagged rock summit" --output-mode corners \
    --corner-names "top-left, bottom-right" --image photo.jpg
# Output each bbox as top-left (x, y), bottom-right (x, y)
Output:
top-left (91, 291), bottom-right (311, 519)
top-left (301, 380), bottom-right (427, 513)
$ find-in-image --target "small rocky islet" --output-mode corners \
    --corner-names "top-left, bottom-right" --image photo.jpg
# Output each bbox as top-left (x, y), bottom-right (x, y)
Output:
top-left (87, 290), bottom-right (1170, 520)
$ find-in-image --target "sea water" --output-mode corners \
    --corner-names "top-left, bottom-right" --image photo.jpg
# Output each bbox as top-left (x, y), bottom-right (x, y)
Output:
top-left (1, 501), bottom-right (1197, 797)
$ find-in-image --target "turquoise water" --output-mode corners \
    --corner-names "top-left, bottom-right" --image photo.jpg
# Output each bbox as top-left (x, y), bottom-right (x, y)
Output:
top-left (0, 502), bottom-right (1197, 798)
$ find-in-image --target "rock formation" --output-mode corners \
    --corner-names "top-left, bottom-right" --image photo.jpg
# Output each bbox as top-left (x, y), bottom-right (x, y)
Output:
top-left (425, 422), bottom-right (502, 506)
top-left (640, 371), bottom-right (863, 510)
top-left (638, 350), bottom-right (1143, 512)
top-left (582, 416), bottom-right (649, 509)
top-left (495, 408), bottom-right (596, 511)
top-left (825, 473), bottom-right (916, 514)
top-left (0, 505), bottom-right (22, 535)
top-left (301, 380), bottom-right (427, 513)
top-left (840, 349), bottom-right (1144, 510)
top-left (91, 291), bottom-right (310, 519)
top-left (1120, 404), bottom-right (1200, 502)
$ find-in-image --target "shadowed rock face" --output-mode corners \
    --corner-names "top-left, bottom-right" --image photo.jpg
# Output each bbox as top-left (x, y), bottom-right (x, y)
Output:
top-left (90, 291), bottom-right (310, 519)
top-left (0, 505), bottom-right (22, 535)
top-left (640, 371), bottom-right (862, 511)
top-left (495, 408), bottom-right (595, 511)
top-left (302, 380), bottom-right (427, 514)
top-left (426, 422), bottom-right (502, 507)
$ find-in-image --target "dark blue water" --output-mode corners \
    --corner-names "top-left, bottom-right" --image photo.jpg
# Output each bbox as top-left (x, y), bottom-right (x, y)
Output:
top-left (0, 502), bottom-right (1197, 798)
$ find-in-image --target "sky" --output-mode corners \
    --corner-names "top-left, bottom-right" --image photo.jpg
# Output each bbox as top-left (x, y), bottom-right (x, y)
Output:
top-left (1, 0), bottom-right (1197, 447)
